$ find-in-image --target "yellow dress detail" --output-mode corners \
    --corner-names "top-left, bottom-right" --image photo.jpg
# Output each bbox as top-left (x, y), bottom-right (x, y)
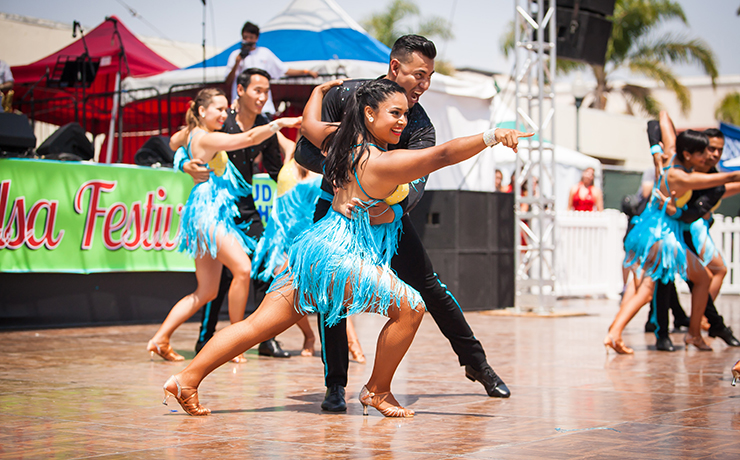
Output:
top-left (208, 150), bottom-right (229, 177)
top-left (675, 190), bottom-right (692, 208)
top-left (384, 183), bottom-right (409, 205)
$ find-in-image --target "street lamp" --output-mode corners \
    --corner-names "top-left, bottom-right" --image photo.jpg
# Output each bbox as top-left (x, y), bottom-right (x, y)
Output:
top-left (572, 73), bottom-right (589, 152)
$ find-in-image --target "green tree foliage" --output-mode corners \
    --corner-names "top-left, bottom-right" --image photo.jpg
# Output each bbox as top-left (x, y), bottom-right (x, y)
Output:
top-left (362, 0), bottom-right (455, 74)
top-left (500, 0), bottom-right (718, 117)
top-left (716, 92), bottom-right (740, 126)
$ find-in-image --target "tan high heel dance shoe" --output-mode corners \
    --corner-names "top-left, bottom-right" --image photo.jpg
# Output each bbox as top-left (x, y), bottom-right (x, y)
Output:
top-left (348, 341), bottom-right (366, 364)
top-left (684, 334), bottom-right (712, 351)
top-left (148, 340), bottom-right (185, 361)
top-left (603, 334), bottom-right (634, 355)
top-left (359, 386), bottom-right (414, 417)
top-left (731, 360), bottom-right (739, 387)
top-left (162, 375), bottom-right (210, 416)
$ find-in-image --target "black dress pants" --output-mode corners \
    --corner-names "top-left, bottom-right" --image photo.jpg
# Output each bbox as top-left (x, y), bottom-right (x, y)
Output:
top-left (314, 198), bottom-right (489, 387)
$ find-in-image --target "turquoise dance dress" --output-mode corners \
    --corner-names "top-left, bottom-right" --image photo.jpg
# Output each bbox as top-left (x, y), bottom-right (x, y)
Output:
top-left (268, 159), bottom-right (425, 327)
top-left (176, 132), bottom-right (257, 259)
top-left (623, 164), bottom-right (714, 283)
top-left (252, 174), bottom-right (322, 282)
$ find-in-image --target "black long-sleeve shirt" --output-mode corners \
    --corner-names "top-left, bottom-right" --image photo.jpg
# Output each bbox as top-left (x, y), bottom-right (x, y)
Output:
top-left (294, 78), bottom-right (436, 214)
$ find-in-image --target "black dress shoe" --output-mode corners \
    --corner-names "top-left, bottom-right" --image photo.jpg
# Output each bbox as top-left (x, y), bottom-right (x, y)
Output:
top-left (708, 327), bottom-right (740, 347)
top-left (655, 337), bottom-right (675, 352)
top-left (644, 321), bottom-right (657, 333)
top-left (465, 365), bottom-right (511, 398)
top-left (195, 340), bottom-right (206, 354)
top-left (673, 318), bottom-right (690, 331)
top-left (258, 338), bottom-right (291, 358)
top-left (321, 384), bottom-right (347, 412)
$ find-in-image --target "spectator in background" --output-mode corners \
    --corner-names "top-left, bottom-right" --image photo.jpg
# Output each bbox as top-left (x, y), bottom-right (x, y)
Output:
top-left (495, 169), bottom-right (503, 191)
top-left (224, 21), bottom-right (318, 115)
top-left (568, 167), bottom-right (603, 211)
top-left (0, 59), bottom-right (13, 113)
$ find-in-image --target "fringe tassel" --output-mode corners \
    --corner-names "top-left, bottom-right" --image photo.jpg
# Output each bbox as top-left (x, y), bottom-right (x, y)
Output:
top-left (177, 160), bottom-right (256, 259)
top-left (269, 206), bottom-right (424, 327)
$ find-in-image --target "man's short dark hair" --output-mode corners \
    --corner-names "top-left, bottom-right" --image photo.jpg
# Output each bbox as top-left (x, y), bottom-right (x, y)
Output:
top-left (237, 68), bottom-right (271, 90)
top-left (242, 21), bottom-right (260, 37)
top-left (704, 128), bottom-right (725, 140)
top-left (390, 35), bottom-right (437, 63)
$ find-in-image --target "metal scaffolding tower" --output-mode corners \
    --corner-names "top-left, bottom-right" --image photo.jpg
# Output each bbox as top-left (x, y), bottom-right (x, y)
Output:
top-left (513, 0), bottom-right (557, 310)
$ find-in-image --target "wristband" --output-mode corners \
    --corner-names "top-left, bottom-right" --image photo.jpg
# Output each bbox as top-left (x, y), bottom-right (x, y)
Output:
top-left (268, 120), bottom-right (280, 133)
top-left (650, 144), bottom-right (663, 155)
top-left (483, 128), bottom-right (499, 147)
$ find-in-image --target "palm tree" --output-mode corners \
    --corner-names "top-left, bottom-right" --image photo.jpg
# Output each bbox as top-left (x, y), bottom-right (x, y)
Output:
top-left (362, 0), bottom-right (453, 48)
top-left (716, 92), bottom-right (740, 127)
top-left (500, 0), bottom-right (718, 117)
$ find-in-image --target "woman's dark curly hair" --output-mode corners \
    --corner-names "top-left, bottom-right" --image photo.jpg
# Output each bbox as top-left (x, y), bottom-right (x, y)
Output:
top-left (323, 79), bottom-right (406, 188)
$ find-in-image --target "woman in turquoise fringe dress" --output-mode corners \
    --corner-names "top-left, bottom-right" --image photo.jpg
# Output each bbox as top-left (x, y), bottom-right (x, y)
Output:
top-left (147, 88), bottom-right (301, 362)
top-left (606, 130), bottom-right (740, 354)
top-left (161, 79), bottom-right (530, 417)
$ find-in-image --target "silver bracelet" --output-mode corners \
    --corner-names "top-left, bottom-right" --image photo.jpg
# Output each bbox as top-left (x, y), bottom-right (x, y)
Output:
top-left (268, 120), bottom-right (281, 133)
top-left (483, 128), bottom-right (499, 147)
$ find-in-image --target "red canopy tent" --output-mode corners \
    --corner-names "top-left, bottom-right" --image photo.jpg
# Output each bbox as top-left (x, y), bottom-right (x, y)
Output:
top-left (12, 16), bottom-right (177, 163)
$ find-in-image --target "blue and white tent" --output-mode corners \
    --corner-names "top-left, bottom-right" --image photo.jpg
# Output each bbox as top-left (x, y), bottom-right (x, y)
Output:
top-left (190, 0), bottom-right (390, 68)
top-left (718, 122), bottom-right (740, 171)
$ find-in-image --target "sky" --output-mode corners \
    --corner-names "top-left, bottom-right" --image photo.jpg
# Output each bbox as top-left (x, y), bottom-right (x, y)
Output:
top-left (1, 0), bottom-right (739, 81)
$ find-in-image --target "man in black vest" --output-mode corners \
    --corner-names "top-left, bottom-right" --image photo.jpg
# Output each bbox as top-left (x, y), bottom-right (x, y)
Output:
top-left (295, 35), bottom-right (510, 412)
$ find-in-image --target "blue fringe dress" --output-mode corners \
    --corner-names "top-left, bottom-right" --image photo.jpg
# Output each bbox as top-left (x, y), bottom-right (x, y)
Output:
top-left (252, 174), bottom-right (323, 282)
top-left (268, 171), bottom-right (425, 327)
top-left (176, 139), bottom-right (256, 259)
top-left (623, 168), bottom-right (715, 283)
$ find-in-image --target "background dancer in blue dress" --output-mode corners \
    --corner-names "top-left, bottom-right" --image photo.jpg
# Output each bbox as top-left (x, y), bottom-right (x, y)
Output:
top-left (607, 130), bottom-right (740, 354)
top-left (295, 35), bottom-right (513, 412)
top-left (174, 68), bottom-right (295, 359)
top-left (159, 79), bottom-right (530, 417)
top-left (147, 88), bottom-right (301, 362)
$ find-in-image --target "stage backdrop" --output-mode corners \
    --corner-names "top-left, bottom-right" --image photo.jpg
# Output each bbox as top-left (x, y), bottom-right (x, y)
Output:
top-left (0, 159), bottom-right (276, 274)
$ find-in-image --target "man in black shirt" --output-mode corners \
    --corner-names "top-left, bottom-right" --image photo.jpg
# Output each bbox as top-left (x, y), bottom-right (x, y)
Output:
top-left (295, 35), bottom-right (510, 412)
top-left (178, 68), bottom-right (290, 358)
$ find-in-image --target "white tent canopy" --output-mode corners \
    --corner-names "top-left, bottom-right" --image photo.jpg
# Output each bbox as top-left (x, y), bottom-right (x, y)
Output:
top-left (121, 0), bottom-right (598, 207)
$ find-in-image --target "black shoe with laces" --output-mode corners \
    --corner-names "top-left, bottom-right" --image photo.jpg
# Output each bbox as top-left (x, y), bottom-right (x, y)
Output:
top-left (258, 338), bottom-right (291, 358)
top-left (708, 327), bottom-right (740, 347)
top-left (465, 365), bottom-right (511, 398)
top-left (320, 384), bottom-right (347, 412)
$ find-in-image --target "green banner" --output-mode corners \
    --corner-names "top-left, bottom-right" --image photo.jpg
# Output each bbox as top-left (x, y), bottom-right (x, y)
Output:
top-left (0, 159), bottom-right (277, 274)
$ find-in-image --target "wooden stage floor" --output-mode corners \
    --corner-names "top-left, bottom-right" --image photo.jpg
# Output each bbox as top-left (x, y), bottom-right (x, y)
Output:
top-left (1, 297), bottom-right (739, 459)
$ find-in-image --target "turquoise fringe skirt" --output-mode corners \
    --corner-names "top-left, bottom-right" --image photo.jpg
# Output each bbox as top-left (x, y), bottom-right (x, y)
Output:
top-left (269, 206), bottom-right (425, 326)
top-left (177, 161), bottom-right (256, 259)
top-left (252, 176), bottom-right (322, 282)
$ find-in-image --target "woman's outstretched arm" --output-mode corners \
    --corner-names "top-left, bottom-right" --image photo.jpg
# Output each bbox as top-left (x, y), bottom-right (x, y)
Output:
top-left (191, 117), bottom-right (302, 162)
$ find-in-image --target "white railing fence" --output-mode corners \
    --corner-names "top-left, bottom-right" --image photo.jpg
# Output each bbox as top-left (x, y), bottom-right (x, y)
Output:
top-left (555, 211), bottom-right (740, 298)
top-left (555, 210), bottom-right (627, 298)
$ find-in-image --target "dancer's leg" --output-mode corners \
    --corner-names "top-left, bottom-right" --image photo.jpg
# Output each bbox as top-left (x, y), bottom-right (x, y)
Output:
top-left (215, 233), bottom-right (253, 325)
top-left (196, 269), bottom-right (230, 351)
top-left (346, 316), bottom-right (365, 363)
top-left (295, 315), bottom-right (316, 356)
top-left (707, 253), bottom-right (727, 301)
top-left (152, 256), bottom-right (222, 344)
top-left (177, 286), bottom-right (303, 389)
top-left (609, 276), bottom-right (654, 341)
top-left (686, 252), bottom-right (710, 339)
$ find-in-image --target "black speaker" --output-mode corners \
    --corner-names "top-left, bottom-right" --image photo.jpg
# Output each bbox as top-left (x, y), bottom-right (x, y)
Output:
top-left (0, 112), bottom-right (36, 153)
top-left (134, 136), bottom-right (175, 167)
top-left (37, 122), bottom-right (94, 161)
top-left (554, 6), bottom-right (613, 66)
top-left (409, 191), bottom-right (515, 310)
top-left (556, 0), bottom-right (615, 16)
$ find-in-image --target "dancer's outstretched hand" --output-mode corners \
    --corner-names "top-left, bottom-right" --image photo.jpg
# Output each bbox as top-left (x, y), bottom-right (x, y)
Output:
top-left (276, 116), bottom-right (303, 130)
top-left (495, 129), bottom-right (534, 153)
